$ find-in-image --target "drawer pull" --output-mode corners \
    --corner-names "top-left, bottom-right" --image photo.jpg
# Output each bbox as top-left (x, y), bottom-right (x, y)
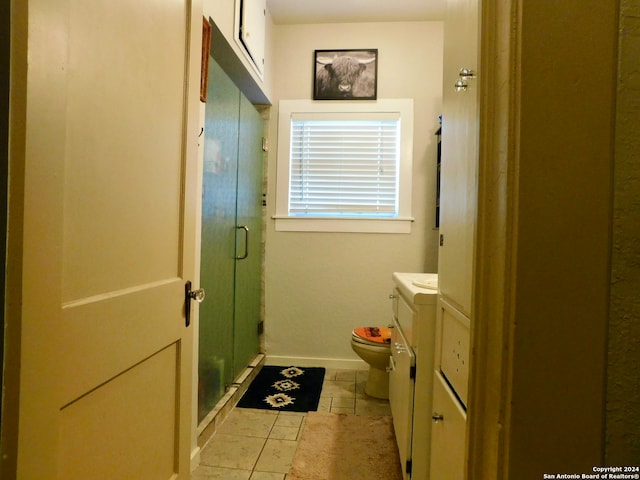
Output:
top-left (432, 413), bottom-right (444, 423)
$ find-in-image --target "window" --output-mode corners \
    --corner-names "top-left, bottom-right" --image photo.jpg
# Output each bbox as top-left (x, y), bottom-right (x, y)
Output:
top-left (289, 115), bottom-right (399, 217)
top-left (274, 99), bottom-right (414, 233)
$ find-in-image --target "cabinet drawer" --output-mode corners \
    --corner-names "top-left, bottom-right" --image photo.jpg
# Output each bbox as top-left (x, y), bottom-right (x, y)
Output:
top-left (430, 371), bottom-right (466, 480)
top-left (438, 300), bottom-right (470, 406)
top-left (397, 294), bottom-right (415, 345)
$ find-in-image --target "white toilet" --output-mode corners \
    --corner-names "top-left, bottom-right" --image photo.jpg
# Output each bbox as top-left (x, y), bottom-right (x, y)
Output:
top-left (350, 326), bottom-right (392, 399)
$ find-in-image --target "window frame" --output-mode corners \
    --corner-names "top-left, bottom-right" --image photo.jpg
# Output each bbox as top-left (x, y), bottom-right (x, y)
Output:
top-left (274, 99), bottom-right (414, 233)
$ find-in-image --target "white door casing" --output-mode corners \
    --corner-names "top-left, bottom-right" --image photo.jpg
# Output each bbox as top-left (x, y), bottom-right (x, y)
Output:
top-left (14, 0), bottom-right (203, 477)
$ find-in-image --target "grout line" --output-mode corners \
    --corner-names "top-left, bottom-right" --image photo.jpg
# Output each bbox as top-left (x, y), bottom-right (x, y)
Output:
top-left (250, 412), bottom-right (276, 473)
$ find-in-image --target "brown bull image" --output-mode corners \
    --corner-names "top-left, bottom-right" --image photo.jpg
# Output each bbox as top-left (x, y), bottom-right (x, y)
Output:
top-left (314, 52), bottom-right (377, 99)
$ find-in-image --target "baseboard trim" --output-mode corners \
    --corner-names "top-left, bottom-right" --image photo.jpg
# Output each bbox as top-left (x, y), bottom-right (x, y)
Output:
top-left (265, 355), bottom-right (367, 371)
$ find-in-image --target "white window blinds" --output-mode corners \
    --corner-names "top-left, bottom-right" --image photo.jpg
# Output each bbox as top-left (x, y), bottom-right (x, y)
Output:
top-left (289, 113), bottom-right (400, 217)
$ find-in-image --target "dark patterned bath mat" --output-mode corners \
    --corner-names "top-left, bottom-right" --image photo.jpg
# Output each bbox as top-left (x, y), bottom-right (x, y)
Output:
top-left (237, 366), bottom-right (326, 412)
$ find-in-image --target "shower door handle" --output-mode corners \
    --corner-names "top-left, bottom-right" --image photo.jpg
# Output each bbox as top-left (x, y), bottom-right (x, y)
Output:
top-left (236, 225), bottom-right (249, 260)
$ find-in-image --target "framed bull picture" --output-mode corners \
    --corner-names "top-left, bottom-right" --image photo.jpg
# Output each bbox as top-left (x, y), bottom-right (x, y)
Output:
top-left (313, 49), bottom-right (378, 100)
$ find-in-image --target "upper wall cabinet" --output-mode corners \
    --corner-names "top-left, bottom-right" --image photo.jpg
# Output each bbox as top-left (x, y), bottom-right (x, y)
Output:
top-left (235, 0), bottom-right (266, 77)
top-left (437, 0), bottom-right (480, 318)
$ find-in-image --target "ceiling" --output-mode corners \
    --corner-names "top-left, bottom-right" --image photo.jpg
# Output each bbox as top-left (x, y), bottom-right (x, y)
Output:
top-left (266, 0), bottom-right (446, 25)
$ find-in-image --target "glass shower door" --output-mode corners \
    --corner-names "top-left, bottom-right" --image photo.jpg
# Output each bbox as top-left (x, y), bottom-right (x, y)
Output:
top-left (198, 56), bottom-right (262, 423)
top-left (233, 95), bottom-right (263, 375)
top-left (198, 58), bottom-right (239, 423)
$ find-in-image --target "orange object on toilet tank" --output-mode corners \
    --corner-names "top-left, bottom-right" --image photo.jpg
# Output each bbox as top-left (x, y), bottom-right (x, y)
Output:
top-left (353, 327), bottom-right (392, 344)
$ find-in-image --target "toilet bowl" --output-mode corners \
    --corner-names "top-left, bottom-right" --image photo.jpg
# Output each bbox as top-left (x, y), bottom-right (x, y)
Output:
top-left (351, 327), bottom-right (392, 399)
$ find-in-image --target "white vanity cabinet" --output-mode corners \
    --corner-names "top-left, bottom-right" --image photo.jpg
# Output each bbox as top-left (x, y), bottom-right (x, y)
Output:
top-left (389, 273), bottom-right (438, 480)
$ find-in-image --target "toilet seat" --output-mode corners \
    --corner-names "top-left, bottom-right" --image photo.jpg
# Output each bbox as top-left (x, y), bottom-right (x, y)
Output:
top-left (351, 326), bottom-right (391, 399)
top-left (352, 327), bottom-right (391, 348)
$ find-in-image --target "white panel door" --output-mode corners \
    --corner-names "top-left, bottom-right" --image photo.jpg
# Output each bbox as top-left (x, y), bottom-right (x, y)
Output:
top-left (15, 0), bottom-right (202, 477)
top-left (437, 0), bottom-right (480, 316)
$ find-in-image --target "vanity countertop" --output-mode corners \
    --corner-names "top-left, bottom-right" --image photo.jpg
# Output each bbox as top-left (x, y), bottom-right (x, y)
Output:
top-left (392, 272), bottom-right (438, 305)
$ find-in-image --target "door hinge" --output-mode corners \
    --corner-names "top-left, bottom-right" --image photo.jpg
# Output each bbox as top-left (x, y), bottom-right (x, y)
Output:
top-left (439, 233), bottom-right (444, 246)
top-left (406, 459), bottom-right (413, 475)
top-left (410, 365), bottom-right (416, 380)
top-left (262, 137), bottom-right (269, 152)
top-left (257, 320), bottom-right (264, 335)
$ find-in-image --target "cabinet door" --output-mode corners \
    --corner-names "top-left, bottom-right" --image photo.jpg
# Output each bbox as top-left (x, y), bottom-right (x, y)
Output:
top-left (437, 0), bottom-right (480, 316)
top-left (390, 318), bottom-right (416, 480)
top-left (430, 371), bottom-right (467, 480)
top-left (239, 0), bottom-right (266, 74)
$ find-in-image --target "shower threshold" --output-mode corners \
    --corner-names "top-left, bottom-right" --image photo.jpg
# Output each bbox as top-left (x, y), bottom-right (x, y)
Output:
top-left (196, 353), bottom-right (266, 450)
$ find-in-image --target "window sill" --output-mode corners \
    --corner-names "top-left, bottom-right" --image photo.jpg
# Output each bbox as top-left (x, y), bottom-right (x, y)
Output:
top-left (272, 216), bottom-right (414, 234)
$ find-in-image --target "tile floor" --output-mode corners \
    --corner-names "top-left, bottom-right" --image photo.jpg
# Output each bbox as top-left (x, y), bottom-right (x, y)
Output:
top-left (192, 368), bottom-right (392, 479)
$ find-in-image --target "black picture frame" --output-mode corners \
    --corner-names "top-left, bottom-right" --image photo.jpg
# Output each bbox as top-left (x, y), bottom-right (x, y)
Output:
top-left (313, 49), bottom-right (378, 100)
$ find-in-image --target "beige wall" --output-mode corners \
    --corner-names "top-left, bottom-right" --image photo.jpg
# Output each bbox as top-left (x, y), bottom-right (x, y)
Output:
top-left (607, 0), bottom-right (640, 464)
top-left (264, 21), bottom-right (443, 366)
